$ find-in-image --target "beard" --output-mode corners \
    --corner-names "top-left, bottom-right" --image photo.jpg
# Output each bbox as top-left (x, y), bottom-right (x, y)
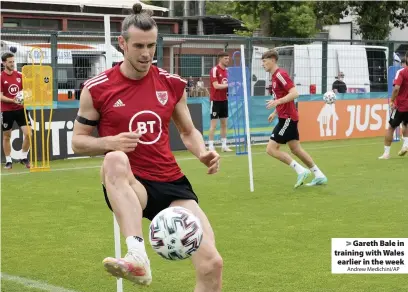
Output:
top-left (127, 56), bottom-right (150, 73)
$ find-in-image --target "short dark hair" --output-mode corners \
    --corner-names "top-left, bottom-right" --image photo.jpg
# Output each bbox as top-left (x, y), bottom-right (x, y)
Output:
top-left (2, 52), bottom-right (14, 62)
top-left (402, 56), bottom-right (407, 65)
top-left (261, 49), bottom-right (279, 61)
top-left (217, 52), bottom-right (229, 59)
top-left (121, 3), bottom-right (157, 40)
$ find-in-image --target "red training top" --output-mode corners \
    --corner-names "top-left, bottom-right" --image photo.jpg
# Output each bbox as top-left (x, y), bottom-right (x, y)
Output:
top-left (84, 63), bottom-right (187, 182)
top-left (210, 65), bottom-right (228, 101)
top-left (1, 70), bottom-right (24, 112)
top-left (269, 68), bottom-right (298, 121)
top-left (394, 67), bottom-right (408, 111)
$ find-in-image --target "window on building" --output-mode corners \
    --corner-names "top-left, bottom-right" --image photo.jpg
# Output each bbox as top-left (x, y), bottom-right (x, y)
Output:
top-left (157, 24), bottom-right (173, 34)
top-left (180, 54), bottom-right (217, 78)
top-left (180, 55), bottom-right (201, 78)
top-left (3, 18), bottom-right (62, 30)
top-left (3, 21), bottom-right (18, 28)
top-left (202, 56), bottom-right (216, 76)
top-left (67, 20), bottom-right (119, 32)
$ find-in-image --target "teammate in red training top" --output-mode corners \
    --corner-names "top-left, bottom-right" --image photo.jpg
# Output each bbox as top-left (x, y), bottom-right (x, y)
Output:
top-left (379, 52), bottom-right (408, 158)
top-left (1, 52), bottom-right (31, 169)
top-left (262, 49), bottom-right (328, 188)
top-left (208, 51), bottom-right (232, 152)
top-left (71, 3), bottom-right (222, 290)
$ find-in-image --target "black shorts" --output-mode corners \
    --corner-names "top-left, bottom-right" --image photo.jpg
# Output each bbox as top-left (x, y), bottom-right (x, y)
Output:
top-left (1, 109), bottom-right (30, 131)
top-left (389, 108), bottom-right (408, 128)
top-left (210, 100), bottom-right (228, 119)
top-left (102, 175), bottom-right (198, 221)
top-left (270, 118), bottom-right (299, 144)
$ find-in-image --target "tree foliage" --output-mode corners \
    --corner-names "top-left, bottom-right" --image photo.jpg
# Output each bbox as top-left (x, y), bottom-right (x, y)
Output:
top-left (275, 4), bottom-right (318, 38)
top-left (214, 1), bottom-right (408, 40)
top-left (233, 1), bottom-right (319, 38)
top-left (146, 1), bottom-right (408, 40)
top-left (312, 1), bottom-right (349, 29)
top-left (205, 0), bottom-right (235, 16)
top-left (347, 1), bottom-right (408, 40)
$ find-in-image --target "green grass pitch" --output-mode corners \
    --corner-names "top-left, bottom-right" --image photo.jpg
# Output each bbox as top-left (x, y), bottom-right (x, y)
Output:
top-left (1, 137), bottom-right (407, 292)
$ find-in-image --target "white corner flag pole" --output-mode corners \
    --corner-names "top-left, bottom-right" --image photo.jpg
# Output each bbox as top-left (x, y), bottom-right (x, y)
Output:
top-left (104, 15), bottom-right (123, 292)
top-left (240, 45), bottom-right (254, 192)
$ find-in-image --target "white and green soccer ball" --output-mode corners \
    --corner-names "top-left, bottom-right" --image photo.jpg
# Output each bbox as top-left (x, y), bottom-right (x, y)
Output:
top-left (323, 90), bottom-right (337, 104)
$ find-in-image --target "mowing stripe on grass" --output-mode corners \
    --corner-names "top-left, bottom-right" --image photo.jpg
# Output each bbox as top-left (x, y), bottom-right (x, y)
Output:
top-left (1, 273), bottom-right (80, 292)
top-left (1, 141), bottom-right (379, 177)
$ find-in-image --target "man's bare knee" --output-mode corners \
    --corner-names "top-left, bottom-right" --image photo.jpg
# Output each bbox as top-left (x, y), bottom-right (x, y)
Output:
top-left (210, 120), bottom-right (218, 129)
top-left (21, 126), bottom-right (31, 136)
top-left (290, 146), bottom-right (301, 156)
top-left (23, 132), bottom-right (31, 140)
top-left (197, 252), bottom-right (223, 280)
top-left (103, 151), bottom-right (130, 182)
top-left (266, 145), bottom-right (279, 157)
top-left (3, 131), bottom-right (11, 140)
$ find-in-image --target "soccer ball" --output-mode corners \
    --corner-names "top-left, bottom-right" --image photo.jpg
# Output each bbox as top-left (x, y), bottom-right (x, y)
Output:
top-left (323, 90), bottom-right (337, 104)
top-left (15, 91), bottom-right (24, 104)
top-left (149, 206), bottom-right (203, 261)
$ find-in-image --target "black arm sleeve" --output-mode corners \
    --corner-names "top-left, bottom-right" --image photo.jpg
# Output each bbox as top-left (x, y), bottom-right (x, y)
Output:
top-left (76, 115), bottom-right (99, 126)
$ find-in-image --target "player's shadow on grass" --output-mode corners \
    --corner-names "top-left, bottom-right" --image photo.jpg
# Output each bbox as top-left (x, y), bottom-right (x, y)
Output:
top-left (287, 185), bottom-right (336, 197)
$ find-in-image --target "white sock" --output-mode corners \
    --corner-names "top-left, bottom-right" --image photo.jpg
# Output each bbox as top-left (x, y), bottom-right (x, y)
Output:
top-left (221, 138), bottom-right (227, 148)
top-left (384, 146), bottom-right (391, 155)
top-left (209, 140), bottom-right (214, 148)
top-left (21, 151), bottom-right (28, 159)
top-left (403, 137), bottom-right (408, 147)
top-left (6, 156), bottom-right (12, 163)
top-left (310, 165), bottom-right (325, 178)
top-left (289, 160), bottom-right (306, 175)
top-left (126, 236), bottom-right (146, 253)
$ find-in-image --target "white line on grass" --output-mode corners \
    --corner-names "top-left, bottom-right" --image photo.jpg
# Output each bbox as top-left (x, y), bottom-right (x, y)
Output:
top-left (1, 273), bottom-right (80, 292)
top-left (1, 141), bottom-right (379, 177)
top-left (1, 165), bottom-right (103, 176)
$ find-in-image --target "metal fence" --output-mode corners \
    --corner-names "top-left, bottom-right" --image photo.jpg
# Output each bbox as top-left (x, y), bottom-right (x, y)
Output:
top-left (1, 29), bottom-right (407, 102)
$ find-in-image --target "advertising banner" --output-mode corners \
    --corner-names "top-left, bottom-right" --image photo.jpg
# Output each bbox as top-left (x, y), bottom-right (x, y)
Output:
top-left (298, 99), bottom-right (390, 142)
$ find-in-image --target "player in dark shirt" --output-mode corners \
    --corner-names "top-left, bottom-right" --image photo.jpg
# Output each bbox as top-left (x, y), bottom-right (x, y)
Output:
top-left (332, 72), bottom-right (347, 93)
